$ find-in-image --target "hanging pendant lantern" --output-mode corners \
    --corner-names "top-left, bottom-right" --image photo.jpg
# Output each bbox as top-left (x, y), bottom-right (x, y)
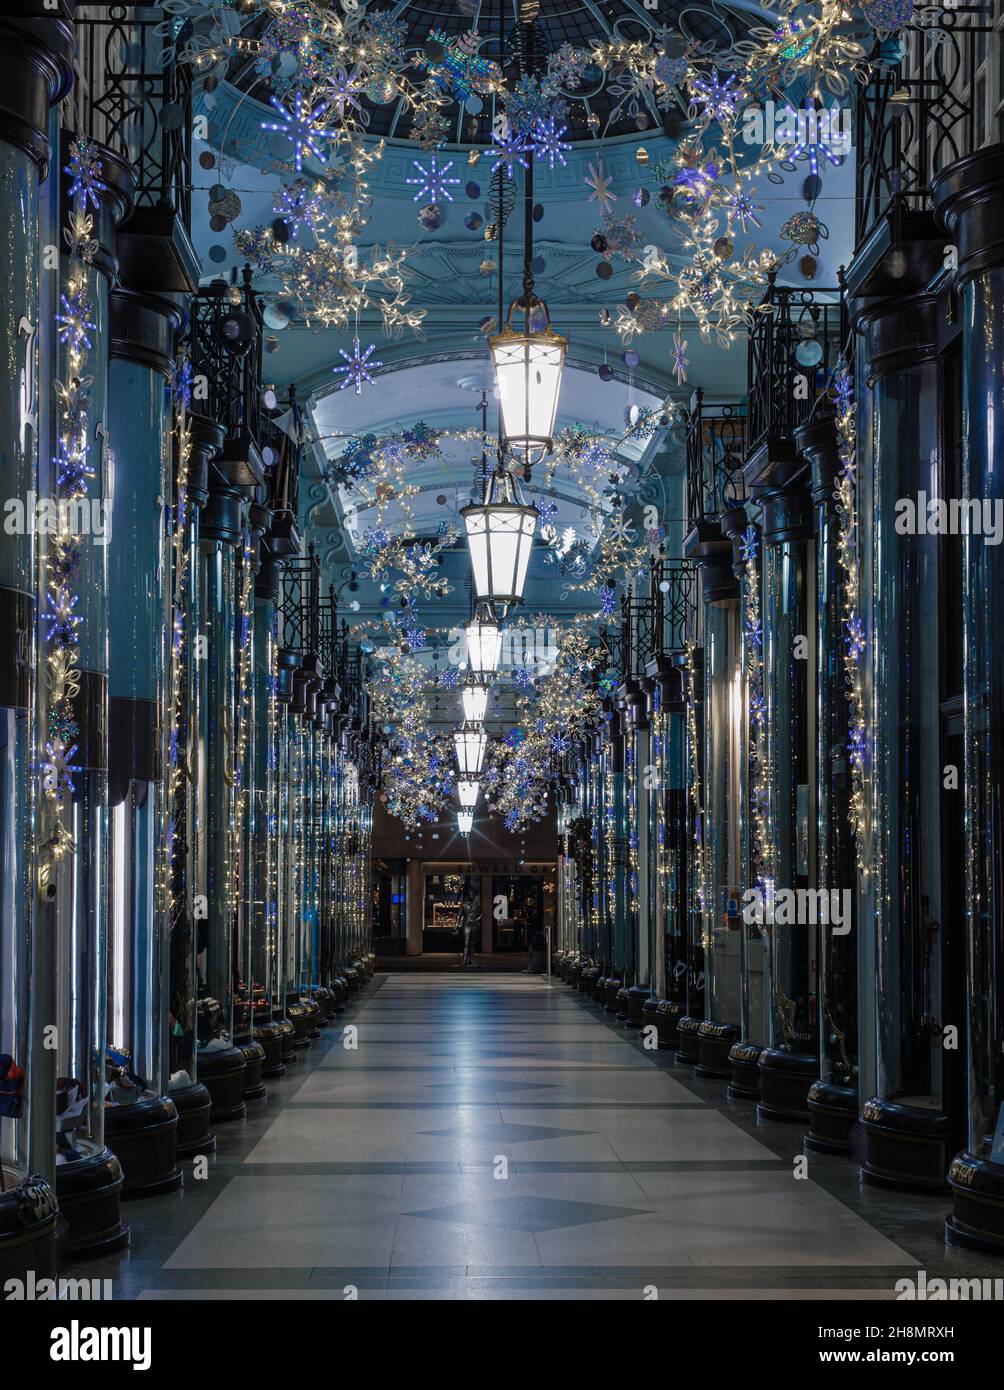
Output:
top-left (461, 678), bottom-right (490, 723)
top-left (453, 724), bottom-right (487, 776)
top-left (457, 809), bottom-right (475, 835)
top-left (489, 297), bottom-right (566, 470)
top-left (461, 467), bottom-right (538, 607)
top-left (464, 614), bottom-right (502, 674)
top-left (458, 779), bottom-right (480, 809)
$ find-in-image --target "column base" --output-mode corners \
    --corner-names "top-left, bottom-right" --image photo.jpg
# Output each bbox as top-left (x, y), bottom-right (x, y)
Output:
top-left (696, 1022), bottom-right (739, 1080)
top-left (615, 984), bottom-right (631, 1022)
top-left (256, 1021), bottom-right (287, 1078)
top-left (104, 1092), bottom-right (183, 1198)
top-left (235, 1036), bottom-right (268, 1101)
top-left (0, 1169), bottom-right (58, 1287)
top-left (198, 1045), bottom-right (247, 1122)
top-left (581, 964), bottom-right (600, 997)
top-left (627, 985), bottom-right (648, 1027)
top-left (286, 1002), bottom-right (312, 1049)
top-left (945, 1153), bottom-right (1004, 1255)
top-left (727, 1042), bottom-right (762, 1100)
top-left (675, 1016), bottom-right (702, 1066)
top-left (170, 1081), bottom-right (216, 1158)
top-left (859, 1097), bottom-right (950, 1191)
top-left (55, 1143), bottom-right (130, 1260)
top-left (603, 976), bottom-right (622, 1012)
top-left (805, 1081), bottom-right (858, 1154)
top-left (275, 1018), bottom-right (299, 1064)
top-left (756, 1050), bottom-right (817, 1122)
top-left (655, 999), bottom-right (683, 1050)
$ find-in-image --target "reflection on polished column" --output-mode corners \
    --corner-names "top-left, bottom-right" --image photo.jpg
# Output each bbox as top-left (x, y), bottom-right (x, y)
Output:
top-left (103, 287), bottom-right (183, 1198)
top-left (52, 125), bottom-right (135, 1259)
top-left (935, 144), bottom-right (1004, 1252)
top-left (0, 9), bottom-right (73, 1283)
top-left (850, 263), bottom-right (962, 1191)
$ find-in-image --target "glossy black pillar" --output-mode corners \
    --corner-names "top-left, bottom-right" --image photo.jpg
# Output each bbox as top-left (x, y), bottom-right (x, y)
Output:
top-left (167, 414), bottom-right (221, 1158)
top-left (103, 287), bottom-right (182, 1197)
top-left (0, 8), bottom-right (72, 1284)
top-left (935, 144), bottom-right (1004, 1249)
top-left (749, 468), bottom-right (817, 1121)
top-left (851, 271), bottom-right (960, 1191)
top-left (799, 414), bottom-right (859, 1152)
top-left (52, 131), bottom-right (135, 1260)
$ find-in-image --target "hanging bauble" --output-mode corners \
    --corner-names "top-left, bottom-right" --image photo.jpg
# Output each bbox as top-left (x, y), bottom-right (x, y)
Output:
top-left (596, 261), bottom-right (613, 279)
top-left (591, 232), bottom-right (609, 253)
top-left (418, 203), bottom-right (445, 229)
top-left (466, 180), bottom-right (480, 198)
top-left (654, 54), bottom-right (689, 87)
top-left (465, 211), bottom-right (483, 231)
top-left (636, 114), bottom-right (650, 131)
top-left (799, 254), bottom-right (818, 279)
top-left (781, 210), bottom-right (821, 246)
top-left (626, 292), bottom-right (641, 311)
top-left (713, 235), bottom-right (733, 259)
top-left (271, 217), bottom-right (289, 243)
top-left (468, 148), bottom-right (481, 166)
top-left (532, 203), bottom-right (544, 222)
top-left (424, 37), bottom-right (446, 63)
top-left (623, 349), bottom-right (639, 368)
top-left (466, 96), bottom-right (483, 115)
top-left (531, 254), bottom-right (545, 275)
top-left (598, 363), bottom-right (614, 381)
top-left (633, 187), bottom-right (650, 208)
top-left (479, 258), bottom-right (496, 276)
top-left (587, 112), bottom-right (600, 133)
top-left (795, 337), bottom-right (823, 367)
top-left (861, 0), bottom-right (914, 33)
top-left (635, 146), bottom-right (649, 166)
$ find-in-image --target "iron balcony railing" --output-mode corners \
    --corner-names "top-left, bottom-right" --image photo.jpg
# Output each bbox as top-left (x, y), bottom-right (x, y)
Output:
top-left (189, 265), bottom-right (266, 460)
top-left (855, 12), bottom-right (991, 249)
top-left (746, 275), bottom-right (843, 459)
top-left (76, 3), bottom-right (193, 226)
top-left (648, 554), bottom-right (697, 657)
top-left (685, 388), bottom-right (746, 530)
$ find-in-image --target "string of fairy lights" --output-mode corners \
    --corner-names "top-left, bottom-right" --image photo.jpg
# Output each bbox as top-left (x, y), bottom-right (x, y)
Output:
top-left (685, 640), bottom-right (709, 943)
top-left (39, 138), bottom-right (102, 874)
top-left (740, 525), bottom-right (772, 891)
top-left (834, 358), bottom-right (868, 879)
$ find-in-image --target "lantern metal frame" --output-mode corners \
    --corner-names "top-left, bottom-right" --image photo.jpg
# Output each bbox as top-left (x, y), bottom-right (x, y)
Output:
top-left (460, 466), bottom-right (538, 609)
top-left (453, 724), bottom-right (488, 776)
top-left (457, 779), bottom-right (480, 810)
top-left (488, 295), bottom-right (567, 470)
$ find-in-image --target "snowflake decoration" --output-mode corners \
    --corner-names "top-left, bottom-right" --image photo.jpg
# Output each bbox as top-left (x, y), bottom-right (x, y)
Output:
top-left (690, 70), bottom-right (744, 123)
top-left (782, 104), bottom-right (847, 177)
top-left (260, 91), bottom-right (336, 172)
top-left (64, 138), bottom-right (103, 209)
top-left (531, 117), bottom-right (572, 170)
top-left (406, 153), bottom-right (461, 203)
top-left (325, 66), bottom-right (365, 120)
top-left (724, 186), bottom-right (764, 235)
top-left (490, 126), bottom-right (529, 178)
top-left (333, 338), bottom-right (383, 395)
top-left (172, 358), bottom-right (193, 409)
top-left (601, 584), bottom-right (617, 617)
top-left (274, 179), bottom-right (324, 240)
top-left (585, 160), bottom-right (615, 214)
top-left (672, 331), bottom-right (689, 384)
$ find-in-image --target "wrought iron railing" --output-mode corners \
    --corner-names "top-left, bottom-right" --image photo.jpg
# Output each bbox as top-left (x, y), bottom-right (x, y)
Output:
top-left (189, 265), bottom-right (266, 452)
top-left (746, 275), bottom-right (843, 458)
top-left (649, 554), bottom-right (697, 656)
top-left (685, 388), bottom-right (746, 528)
top-left (278, 546), bottom-right (320, 663)
top-left (855, 13), bottom-right (991, 249)
top-left (75, 4), bottom-right (193, 226)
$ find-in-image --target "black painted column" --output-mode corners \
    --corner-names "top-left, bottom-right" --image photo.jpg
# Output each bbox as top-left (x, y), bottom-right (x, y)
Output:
top-left (935, 145), bottom-right (1004, 1250)
top-left (0, 5), bottom-right (73, 1285)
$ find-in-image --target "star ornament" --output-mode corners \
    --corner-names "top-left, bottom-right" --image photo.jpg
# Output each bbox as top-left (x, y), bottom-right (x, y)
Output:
top-left (490, 127), bottom-right (529, 178)
top-left (261, 91), bottom-right (336, 172)
top-left (672, 331), bottom-right (689, 384)
top-left (406, 153), bottom-right (461, 203)
top-left (333, 338), bottom-right (383, 395)
top-left (532, 117), bottom-right (572, 170)
top-left (585, 160), bottom-right (615, 214)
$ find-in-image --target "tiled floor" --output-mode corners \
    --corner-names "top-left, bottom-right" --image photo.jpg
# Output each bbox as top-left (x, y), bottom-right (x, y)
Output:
top-left (88, 973), bottom-right (1003, 1300)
